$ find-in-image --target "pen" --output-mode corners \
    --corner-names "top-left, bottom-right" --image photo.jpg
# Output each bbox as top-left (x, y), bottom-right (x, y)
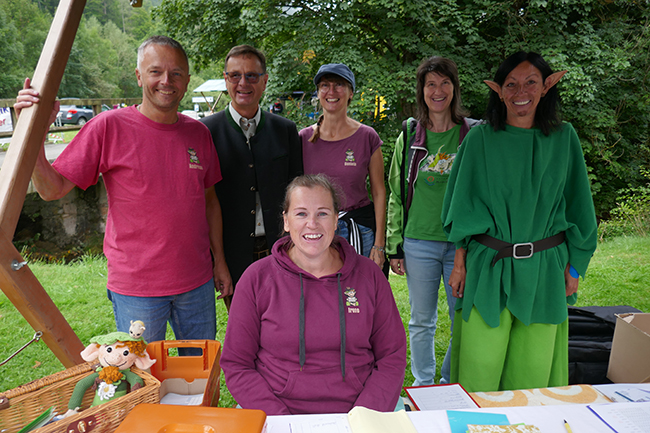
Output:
top-left (614, 390), bottom-right (635, 402)
top-left (564, 419), bottom-right (573, 433)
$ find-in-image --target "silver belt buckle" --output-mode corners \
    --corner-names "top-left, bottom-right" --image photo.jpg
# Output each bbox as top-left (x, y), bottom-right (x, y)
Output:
top-left (513, 242), bottom-right (534, 259)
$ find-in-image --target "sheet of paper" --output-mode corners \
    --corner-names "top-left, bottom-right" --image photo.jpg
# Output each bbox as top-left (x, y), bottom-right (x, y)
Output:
top-left (616, 388), bottom-right (650, 402)
top-left (593, 383), bottom-right (650, 403)
top-left (159, 392), bottom-right (204, 405)
top-left (588, 402), bottom-right (650, 433)
top-left (405, 383), bottom-right (479, 411)
top-left (446, 410), bottom-right (510, 433)
top-left (347, 407), bottom-right (418, 433)
top-left (288, 416), bottom-right (352, 433)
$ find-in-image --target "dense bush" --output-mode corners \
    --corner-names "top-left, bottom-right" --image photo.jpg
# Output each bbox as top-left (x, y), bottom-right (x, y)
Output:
top-left (599, 170), bottom-right (650, 240)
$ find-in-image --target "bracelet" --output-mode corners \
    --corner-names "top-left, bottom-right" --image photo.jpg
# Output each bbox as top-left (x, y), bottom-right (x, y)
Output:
top-left (371, 245), bottom-right (385, 253)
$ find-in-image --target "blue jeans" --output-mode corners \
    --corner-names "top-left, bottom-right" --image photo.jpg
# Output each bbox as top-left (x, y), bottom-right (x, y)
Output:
top-left (336, 220), bottom-right (374, 257)
top-left (107, 279), bottom-right (216, 355)
top-left (403, 238), bottom-right (456, 385)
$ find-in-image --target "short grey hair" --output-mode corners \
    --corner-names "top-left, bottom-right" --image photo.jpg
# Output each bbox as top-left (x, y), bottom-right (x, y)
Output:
top-left (137, 36), bottom-right (188, 71)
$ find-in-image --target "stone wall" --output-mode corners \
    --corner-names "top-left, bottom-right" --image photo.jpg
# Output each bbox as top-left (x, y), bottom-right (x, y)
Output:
top-left (15, 179), bottom-right (107, 251)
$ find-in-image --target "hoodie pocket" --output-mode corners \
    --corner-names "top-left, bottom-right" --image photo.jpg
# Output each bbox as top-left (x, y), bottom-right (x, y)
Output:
top-left (276, 365), bottom-right (364, 403)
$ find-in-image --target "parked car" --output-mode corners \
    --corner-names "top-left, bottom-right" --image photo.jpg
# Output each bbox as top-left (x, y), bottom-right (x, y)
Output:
top-left (56, 104), bottom-right (111, 126)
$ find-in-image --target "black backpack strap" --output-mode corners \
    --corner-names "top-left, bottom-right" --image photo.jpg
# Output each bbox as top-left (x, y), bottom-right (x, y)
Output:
top-left (400, 118), bottom-right (417, 237)
top-left (459, 118), bottom-right (470, 146)
top-left (400, 119), bottom-right (408, 221)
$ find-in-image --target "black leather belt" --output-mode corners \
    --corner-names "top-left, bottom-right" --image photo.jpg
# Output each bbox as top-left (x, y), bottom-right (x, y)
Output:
top-left (472, 232), bottom-right (566, 266)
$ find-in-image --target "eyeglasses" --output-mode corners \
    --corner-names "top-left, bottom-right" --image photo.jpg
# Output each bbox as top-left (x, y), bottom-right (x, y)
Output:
top-left (225, 72), bottom-right (266, 84)
top-left (318, 82), bottom-right (347, 92)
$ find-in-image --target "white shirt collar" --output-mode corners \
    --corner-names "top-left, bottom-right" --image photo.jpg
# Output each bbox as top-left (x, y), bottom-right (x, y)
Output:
top-left (229, 103), bottom-right (261, 129)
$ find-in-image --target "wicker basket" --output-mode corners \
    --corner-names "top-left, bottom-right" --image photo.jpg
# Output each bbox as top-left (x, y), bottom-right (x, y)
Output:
top-left (0, 362), bottom-right (160, 433)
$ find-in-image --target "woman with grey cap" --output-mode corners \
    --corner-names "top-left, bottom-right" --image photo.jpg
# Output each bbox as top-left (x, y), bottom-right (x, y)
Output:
top-left (299, 63), bottom-right (386, 270)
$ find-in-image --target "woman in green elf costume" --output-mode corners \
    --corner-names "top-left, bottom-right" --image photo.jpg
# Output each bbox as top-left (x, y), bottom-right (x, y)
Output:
top-left (442, 51), bottom-right (597, 392)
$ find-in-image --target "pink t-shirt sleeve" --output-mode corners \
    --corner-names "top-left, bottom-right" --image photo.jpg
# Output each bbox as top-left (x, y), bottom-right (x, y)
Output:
top-left (52, 117), bottom-right (105, 190)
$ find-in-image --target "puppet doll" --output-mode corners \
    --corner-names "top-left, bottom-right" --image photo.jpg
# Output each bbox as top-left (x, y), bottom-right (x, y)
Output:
top-left (64, 331), bottom-right (155, 417)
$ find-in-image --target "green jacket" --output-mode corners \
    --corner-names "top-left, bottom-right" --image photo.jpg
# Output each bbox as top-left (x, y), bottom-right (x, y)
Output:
top-left (386, 117), bottom-right (481, 257)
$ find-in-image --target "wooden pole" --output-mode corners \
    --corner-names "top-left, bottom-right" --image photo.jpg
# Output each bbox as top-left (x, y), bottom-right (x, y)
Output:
top-left (0, 0), bottom-right (87, 366)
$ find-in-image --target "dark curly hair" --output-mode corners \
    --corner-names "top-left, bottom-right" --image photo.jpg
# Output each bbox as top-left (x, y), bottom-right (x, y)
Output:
top-left (486, 51), bottom-right (562, 136)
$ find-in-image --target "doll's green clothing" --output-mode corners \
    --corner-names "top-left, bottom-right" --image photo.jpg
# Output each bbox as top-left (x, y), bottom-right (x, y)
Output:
top-left (68, 369), bottom-right (143, 410)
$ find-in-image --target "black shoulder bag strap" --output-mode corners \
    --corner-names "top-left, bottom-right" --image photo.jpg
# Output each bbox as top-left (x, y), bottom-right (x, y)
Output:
top-left (400, 119), bottom-right (408, 222)
top-left (400, 118), bottom-right (417, 234)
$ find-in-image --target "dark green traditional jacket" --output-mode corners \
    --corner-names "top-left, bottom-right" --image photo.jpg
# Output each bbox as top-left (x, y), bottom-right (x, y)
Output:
top-left (200, 109), bottom-right (303, 285)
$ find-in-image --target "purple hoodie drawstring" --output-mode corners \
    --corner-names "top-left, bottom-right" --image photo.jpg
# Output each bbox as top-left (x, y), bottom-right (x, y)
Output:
top-left (297, 272), bottom-right (347, 381)
top-left (337, 273), bottom-right (346, 381)
top-left (299, 273), bottom-right (306, 370)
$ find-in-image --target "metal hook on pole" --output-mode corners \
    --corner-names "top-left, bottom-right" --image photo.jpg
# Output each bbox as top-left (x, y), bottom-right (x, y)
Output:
top-left (11, 259), bottom-right (28, 271)
top-left (0, 331), bottom-right (43, 366)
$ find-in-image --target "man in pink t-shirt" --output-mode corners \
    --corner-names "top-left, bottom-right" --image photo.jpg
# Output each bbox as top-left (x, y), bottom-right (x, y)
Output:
top-left (15, 36), bottom-right (231, 346)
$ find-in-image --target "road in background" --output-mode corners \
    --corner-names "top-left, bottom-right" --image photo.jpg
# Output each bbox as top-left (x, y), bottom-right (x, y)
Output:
top-left (0, 141), bottom-right (68, 168)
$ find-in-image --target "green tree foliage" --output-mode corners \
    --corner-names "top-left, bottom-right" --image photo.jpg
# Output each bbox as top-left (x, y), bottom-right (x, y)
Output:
top-left (59, 17), bottom-right (140, 98)
top-left (2, 0), bottom-right (156, 100)
top-left (154, 0), bottom-right (650, 216)
top-left (0, 0), bottom-right (51, 97)
top-left (0, 7), bottom-right (24, 97)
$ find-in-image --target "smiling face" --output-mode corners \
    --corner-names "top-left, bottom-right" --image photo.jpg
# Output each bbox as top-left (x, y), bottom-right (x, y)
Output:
top-left (317, 77), bottom-right (353, 114)
top-left (423, 72), bottom-right (454, 116)
top-left (225, 54), bottom-right (268, 118)
top-left (97, 343), bottom-right (138, 369)
top-left (497, 61), bottom-right (547, 129)
top-left (283, 185), bottom-right (338, 263)
top-left (135, 44), bottom-right (190, 123)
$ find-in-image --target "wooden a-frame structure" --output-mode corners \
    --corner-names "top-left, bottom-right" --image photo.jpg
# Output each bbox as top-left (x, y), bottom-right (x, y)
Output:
top-left (1, 0), bottom-right (97, 367)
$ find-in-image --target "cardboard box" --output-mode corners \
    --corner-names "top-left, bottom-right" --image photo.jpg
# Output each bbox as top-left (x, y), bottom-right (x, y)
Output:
top-left (607, 313), bottom-right (650, 383)
top-left (146, 340), bottom-right (221, 405)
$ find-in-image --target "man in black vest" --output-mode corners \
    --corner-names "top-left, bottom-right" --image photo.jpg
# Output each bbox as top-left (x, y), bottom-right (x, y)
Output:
top-left (201, 45), bottom-right (303, 308)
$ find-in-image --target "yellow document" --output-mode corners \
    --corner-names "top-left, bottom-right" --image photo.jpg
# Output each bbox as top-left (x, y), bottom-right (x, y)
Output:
top-left (347, 406), bottom-right (418, 433)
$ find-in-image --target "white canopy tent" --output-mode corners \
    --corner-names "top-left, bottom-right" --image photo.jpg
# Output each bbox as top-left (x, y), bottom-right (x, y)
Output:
top-left (193, 79), bottom-right (227, 114)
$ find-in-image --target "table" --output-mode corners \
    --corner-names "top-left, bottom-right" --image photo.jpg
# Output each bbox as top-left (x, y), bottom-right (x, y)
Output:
top-left (266, 402), bottom-right (650, 433)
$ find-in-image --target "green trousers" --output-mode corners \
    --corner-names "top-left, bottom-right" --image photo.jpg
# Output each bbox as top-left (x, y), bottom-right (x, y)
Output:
top-left (450, 307), bottom-right (569, 392)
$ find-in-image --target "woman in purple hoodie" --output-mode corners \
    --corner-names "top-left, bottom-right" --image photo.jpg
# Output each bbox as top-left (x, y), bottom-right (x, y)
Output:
top-left (221, 174), bottom-right (406, 415)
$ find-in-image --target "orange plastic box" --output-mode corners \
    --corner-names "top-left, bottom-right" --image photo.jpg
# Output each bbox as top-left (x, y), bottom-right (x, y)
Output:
top-left (146, 340), bottom-right (221, 406)
top-left (114, 404), bottom-right (266, 433)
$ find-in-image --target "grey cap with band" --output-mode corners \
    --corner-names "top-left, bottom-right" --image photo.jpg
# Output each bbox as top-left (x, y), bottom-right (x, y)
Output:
top-left (313, 63), bottom-right (356, 92)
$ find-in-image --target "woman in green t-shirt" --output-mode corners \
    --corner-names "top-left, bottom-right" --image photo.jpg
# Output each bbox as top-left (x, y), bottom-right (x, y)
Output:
top-left (386, 56), bottom-right (480, 385)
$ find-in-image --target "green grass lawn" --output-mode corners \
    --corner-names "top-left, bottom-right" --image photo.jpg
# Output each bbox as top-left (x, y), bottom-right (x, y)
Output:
top-left (1, 236), bottom-right (649, 407)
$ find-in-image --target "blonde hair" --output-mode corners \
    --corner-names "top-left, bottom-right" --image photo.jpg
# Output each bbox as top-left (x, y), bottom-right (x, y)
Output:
top-left (282, 174), bottom-right (343, 215)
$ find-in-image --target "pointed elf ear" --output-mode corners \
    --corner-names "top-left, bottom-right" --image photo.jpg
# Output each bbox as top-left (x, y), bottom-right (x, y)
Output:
top-left (542, 71), bottom-right (567, 96)
top-left (484, 80), bottom-right (502, 99)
